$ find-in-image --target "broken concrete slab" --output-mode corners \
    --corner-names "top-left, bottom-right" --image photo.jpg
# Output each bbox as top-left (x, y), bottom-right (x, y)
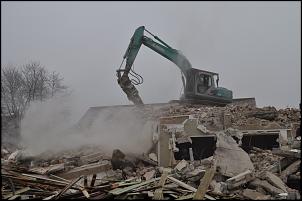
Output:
top-left (267, 157), bottom-right (297, 174)
top-left (242, 189), bottom-right (271, 200)
top-left (79, 152), bottom-right (103, 164)
top-left (226, 170), bottom-right (254, 190)
top-left (249, 179), bottom-right (284, 195)
top-left (214, 132), bottom-right (254, 177)
top-left (265, 171), bottom-right (287, 193)
top-left (225, 127), bottom-right (243, 142)
top-left (29, 163), bottom-right (65, 175)
top-left (185, 170), bottom-right (205, 182)
top-left (280, 160), bottom-right (301, 182)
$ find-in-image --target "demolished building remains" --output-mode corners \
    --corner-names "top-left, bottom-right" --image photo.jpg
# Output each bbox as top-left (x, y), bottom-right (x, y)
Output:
top-left (1, 101), bottom-right (301, 199)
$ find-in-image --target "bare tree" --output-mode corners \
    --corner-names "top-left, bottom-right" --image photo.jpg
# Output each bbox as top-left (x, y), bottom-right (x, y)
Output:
top-left (1, 65), bottom-right (25, 121)
top-left (21, 62), bottom-right (49, 103)
top-left (47, 71), bottom-right (67, 98)
top-left (1, 62), bottom-right (68, 144)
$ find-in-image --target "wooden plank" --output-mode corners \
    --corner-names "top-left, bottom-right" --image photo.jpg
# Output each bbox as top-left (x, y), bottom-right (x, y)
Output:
top-left (109, 178), bottom-right (160, 195)
top-left (176, 193), bottom-right (194, 200)
top-left (193, 167), bottom-right (215, 200)
top-left (159, 130), bottom-right (171, 167)
top-left (22, 173), bottom-right (70, 185)
top-left (167, 176), bottom-right (196, 192)
top-left (81, 189), bottom-right (90, 198)
top-left (54, 176), bottom-right (83, 200)
top-left (153, 169), bottom-right (169, 200)
top-left (90, 174), bottom-right (97, 187)
top-left (84, 176), bottom-right (88, 188)
top-left (167, 176), bottom-right (215, 200)
top-left (204, 194), bottom-right (217, 200)
top-left (8, 195), bottom-right (20, 200)
top-left (43, 193), bottom-right (59, 200)
top-left (158, 170), bottom-right (169, 187)
top-left (49, 174), bottom-right (71, 183)
top-left (3, 187), bottom-right (31, 199)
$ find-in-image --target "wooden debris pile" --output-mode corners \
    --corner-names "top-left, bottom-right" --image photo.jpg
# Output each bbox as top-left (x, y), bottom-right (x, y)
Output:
top-left (2, 144), bottom-right (300, 200)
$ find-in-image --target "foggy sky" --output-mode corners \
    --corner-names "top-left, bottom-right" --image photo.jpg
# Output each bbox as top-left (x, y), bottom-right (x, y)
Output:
top-left (2, 1), bottom-right (301, 119)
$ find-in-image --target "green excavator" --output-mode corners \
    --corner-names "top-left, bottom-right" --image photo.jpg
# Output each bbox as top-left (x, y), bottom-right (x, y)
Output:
top-left (116, 26), bottom-right (233, 106)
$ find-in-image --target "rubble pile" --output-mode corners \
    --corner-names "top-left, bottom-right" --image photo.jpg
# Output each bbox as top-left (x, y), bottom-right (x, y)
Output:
top-left (276, 108), bottom-right (301, 127)
top-left (1, 104), bottom-right (301, 199)
top-left (147, 104), bottom-right (300, 131)
top-left (249, 148), bottom-right (283, 172)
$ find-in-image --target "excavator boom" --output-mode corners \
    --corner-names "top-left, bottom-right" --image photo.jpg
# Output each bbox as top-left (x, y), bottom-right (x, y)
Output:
top-left (117, 26), bottom-right (191, 105)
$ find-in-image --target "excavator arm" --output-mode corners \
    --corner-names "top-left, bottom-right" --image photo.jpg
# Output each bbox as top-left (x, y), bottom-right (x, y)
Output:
top-left (117, 26), bottom-right (192, 105)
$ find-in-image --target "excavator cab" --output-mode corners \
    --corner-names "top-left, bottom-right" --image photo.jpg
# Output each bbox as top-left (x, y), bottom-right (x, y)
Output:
top-left (182, 68), bottom-right (233, 105)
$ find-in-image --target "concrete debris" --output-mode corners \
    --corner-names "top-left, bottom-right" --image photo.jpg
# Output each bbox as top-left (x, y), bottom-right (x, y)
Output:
top-left (174, 159), bottom-right (188, 171)
top-left (210, 180), bottom-right (224, 194)
top-left (143, 169), bottom-right (156, 180)
top-left (197, 124), bottom-right (208, 133)
top-left (264, 171), bottom-right (288, 193)
top-left (249, 178), bottom-right (284, 195)
top-left (226, 170), bottom-right (254, 190)
top-left (111, 149), bottom-right (135, 170)
top-left (148, 153), bottom-right (157, 162)
top-left (272, 148), bottom-right (301, 159)
top-left (214, 132), bottom-right (254, 177)
top-left (8, 150), bottom-right (22, 161)
top-left (242, 188), bottom-right (271, 200)
top-left (1, 104), bottom-right (300, 199)
top-left (280, 160), bottom-right (301, 182)
top-left (249, 148), bottom-right (284, 172)
top-left (247, 106), bottom-right (278, 121)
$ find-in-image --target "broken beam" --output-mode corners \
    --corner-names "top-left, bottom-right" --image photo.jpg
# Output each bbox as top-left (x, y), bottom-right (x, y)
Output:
top-left (272, 149), bottom-right (300, 159)
top-left (193, 167), bottom-right (216, 200)
top-left (56, 161), bottom-right (111, 180)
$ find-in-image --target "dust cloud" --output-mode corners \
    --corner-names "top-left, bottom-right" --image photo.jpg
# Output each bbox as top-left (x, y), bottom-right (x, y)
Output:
top-left (20, 95), bottom-right (154, 156)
